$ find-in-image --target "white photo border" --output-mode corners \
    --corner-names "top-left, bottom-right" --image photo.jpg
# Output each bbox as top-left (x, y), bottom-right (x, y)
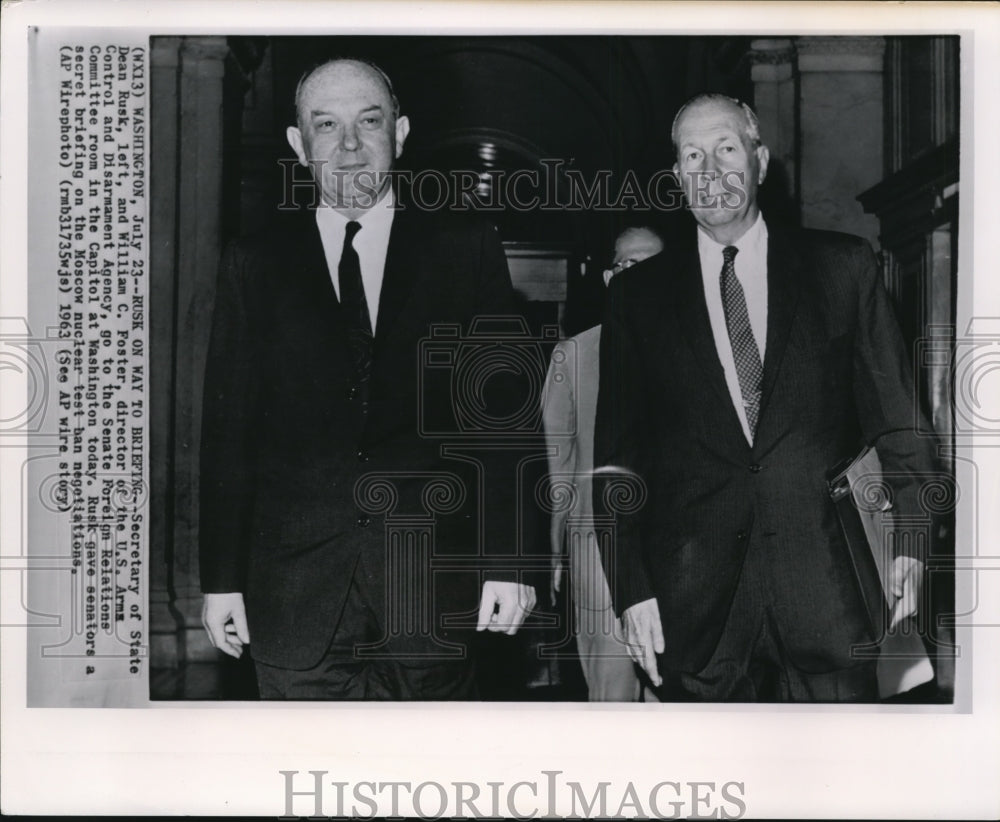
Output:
top-left (2, 1), bottom-right (998, 818)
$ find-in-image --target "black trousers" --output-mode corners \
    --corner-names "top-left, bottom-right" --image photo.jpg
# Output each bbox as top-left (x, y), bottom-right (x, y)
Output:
top-left (254, 555), bottom-right (477, 700)
top-left (655, 536), bottom-right (879, 703)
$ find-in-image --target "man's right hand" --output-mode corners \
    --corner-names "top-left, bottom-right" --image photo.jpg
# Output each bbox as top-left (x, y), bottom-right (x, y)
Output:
top-left (202, 592), bottom-right (250, 659)
top-left (622, 598), bottom-right (664, 687)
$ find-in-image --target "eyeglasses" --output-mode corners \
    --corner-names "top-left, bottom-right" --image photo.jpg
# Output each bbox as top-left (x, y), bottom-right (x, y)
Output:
top-left (602, 257), bottom-right (639, 281)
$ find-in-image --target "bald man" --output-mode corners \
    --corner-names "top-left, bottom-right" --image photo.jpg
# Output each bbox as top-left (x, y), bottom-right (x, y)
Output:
top-left (199, 59), bottom-right (536, 699)
top-left (595, 94), bottom-right (936, 702)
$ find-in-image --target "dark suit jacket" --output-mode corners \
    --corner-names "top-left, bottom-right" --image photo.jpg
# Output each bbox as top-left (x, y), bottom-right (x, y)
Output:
top-left (594, 221), bottom-right (937, 675)
top-left (199, 202), bottom-right (528, 670)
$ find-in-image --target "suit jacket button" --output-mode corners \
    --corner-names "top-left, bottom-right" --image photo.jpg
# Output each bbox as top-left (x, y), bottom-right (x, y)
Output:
top-left (357, 514), bottom-right (370, 528)
top-left (348, 386), bottom-right (358, 400)
top-left (736, 529), bottom-right (747, 541)
top-left (357, 449), bottom-right (369, 462)
top-left (749, 463), bottom-right (762, 473)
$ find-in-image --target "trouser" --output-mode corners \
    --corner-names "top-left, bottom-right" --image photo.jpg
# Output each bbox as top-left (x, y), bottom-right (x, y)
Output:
top-left (254, 558), bottom-right (477, 700)
top-left (656, 537), bottom-right (879, 703)
top-left (572, 529), bottom-right (640, 701)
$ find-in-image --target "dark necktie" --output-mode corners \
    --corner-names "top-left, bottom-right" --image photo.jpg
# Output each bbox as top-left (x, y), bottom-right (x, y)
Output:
top-left (339, 220), bottom-right (373, 405)
top-left (719, 245), bottom-right (763, 439)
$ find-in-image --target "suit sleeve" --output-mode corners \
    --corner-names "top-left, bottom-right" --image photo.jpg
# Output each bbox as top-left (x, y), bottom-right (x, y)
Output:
top-left (850, 240), bottom-right (939, 559)
top-left (541, 341), bottom-right (579, 559)
top-left (470, 221), bottom-right (540, 583)
top-left (593, 277), bottom-right (655, 614)
top-left (199, 241), bottom-right (258, 593)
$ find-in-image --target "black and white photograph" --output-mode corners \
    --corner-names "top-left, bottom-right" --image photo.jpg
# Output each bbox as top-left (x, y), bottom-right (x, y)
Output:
top-left (2, 1), bottom-right (998, 818)
top-left (149, 32), bottom-right (958, 706)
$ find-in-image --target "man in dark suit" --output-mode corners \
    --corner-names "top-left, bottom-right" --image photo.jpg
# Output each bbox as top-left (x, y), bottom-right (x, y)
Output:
top-left (199, 58), bottom-right (536, 699)
top-left (542, 225), bottom-right (664, 702)
top-left (594, 93), bottom-right (935, 701)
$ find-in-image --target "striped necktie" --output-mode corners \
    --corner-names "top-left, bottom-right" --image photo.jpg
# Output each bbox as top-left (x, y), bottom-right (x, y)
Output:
top-left (720, 245), bottom-right (763, 439)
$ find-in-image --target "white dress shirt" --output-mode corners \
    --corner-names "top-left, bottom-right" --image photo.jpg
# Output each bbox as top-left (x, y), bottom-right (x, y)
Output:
top-left (315, 187), bottom-right (396, 333)
top-left (697, 212), bottom-right (769, 444)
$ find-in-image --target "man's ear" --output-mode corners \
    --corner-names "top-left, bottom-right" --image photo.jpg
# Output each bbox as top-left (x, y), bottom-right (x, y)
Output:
top-left (756, 144), bottom-right (770, 185)
top-left (286, 126), bottom-right (308, 167)
top-left (394, 115), bottom-right (411, 158)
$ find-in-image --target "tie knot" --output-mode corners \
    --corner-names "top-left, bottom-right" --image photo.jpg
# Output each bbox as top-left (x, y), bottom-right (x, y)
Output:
top-left (723, 245), bottom-right (738, 264)
top-left (345, 221), bottom-right (362, 243)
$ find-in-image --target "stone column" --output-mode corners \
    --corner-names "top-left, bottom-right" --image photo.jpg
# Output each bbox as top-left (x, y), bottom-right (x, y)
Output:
top-left (796, 36), bottom-right (885, 246)
top-left (749, 39), bottom-right (798, 220)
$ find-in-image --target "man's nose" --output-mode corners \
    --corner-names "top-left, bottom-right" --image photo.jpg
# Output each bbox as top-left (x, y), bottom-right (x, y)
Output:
top-left (340, 124), bottom-right (360, 151)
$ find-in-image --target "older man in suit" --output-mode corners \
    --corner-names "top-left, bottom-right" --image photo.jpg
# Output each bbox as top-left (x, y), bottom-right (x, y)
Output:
top-left (594, 93), bottom-right (936, 701)
top-left (199, 58), bottom-right (536, 699)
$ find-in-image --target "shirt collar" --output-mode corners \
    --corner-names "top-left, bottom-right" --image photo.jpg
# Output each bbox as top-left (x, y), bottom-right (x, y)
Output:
top-left (696, 210), bottom-right (767, 259)
top-left (316, 186), bottom-right (396, 233)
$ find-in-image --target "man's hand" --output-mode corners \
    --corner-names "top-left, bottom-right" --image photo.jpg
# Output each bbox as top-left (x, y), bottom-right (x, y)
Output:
top-left (889, 556), bottom-right (924, 630)
top-left (202, 592), bottom-right (250, 659)
top-left (477, 581), bottom-right (536, 635)
top-left (622, 598), bottom-right (664, 686)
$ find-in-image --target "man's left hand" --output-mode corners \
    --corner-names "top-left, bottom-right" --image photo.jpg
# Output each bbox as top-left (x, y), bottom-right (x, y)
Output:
top-left (477, 581), bottom-right (536, 635)
top-left (889, 555), bottom-right (924, 630)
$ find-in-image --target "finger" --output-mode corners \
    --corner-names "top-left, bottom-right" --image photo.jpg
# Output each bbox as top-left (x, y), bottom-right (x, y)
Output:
top-left (524, 585), bottom-right (537, 611)
top-left (895, 582), bottom-right (917, 628)
top-left (476, 590), bottom-right (496, 632)
top-left (223, 625), bottom-right (245, 649)
top-left (490, 597), bottom-right (518, 633)
top-left (232, 605), bottom-right (250, 644)
top-left (623, 618), bottom-right (642, 666)
top-left (641, 626), bottom-right (661, 686)
top-left (651, 615), bottom-right (665, 655)
top-left (219, 642), bottom-right (241, 659)
top-left (218, 624), bottom-right (242, 654)
top-left (505, 588), bottom-right (535, 635)
top-left (554, 566), bottom-right (562, 594)
top-left (889, 563), bottom-right (905, 599)
top-left (213, 628), bottom-right (240, 658)
top-left (504, 603), bottom-right (529, 635)
top-left (890, 599), bottom-right (903, 631)
top-left (205, 617), bottom-right (228, 651)
top-left (889, 586), bottom-right (914, 630)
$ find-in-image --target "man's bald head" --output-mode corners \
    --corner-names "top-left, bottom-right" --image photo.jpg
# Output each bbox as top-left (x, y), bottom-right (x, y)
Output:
top-left (286, 57), bottom-right (410, 217)
top-left (294, 58), bottom-right (400, 127)
top-left (670, 93), bottom-right (761, 159)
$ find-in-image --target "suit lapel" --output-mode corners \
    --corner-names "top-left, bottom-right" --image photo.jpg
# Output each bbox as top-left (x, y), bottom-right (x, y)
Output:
top-left (758, 222), bottom-right (802, 436)
top-left (671, 236), bottom-right (748, 448)
top-left (288, 206), bottom-right (342, 319)
top-left (373, 207), bottom-right (423, 349)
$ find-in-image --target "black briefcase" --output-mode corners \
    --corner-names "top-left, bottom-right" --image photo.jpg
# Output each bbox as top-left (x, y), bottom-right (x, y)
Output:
top-left (827, 447), bottom-right (935, 697)
top-left (827, 446), bottom-right (891, 644)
